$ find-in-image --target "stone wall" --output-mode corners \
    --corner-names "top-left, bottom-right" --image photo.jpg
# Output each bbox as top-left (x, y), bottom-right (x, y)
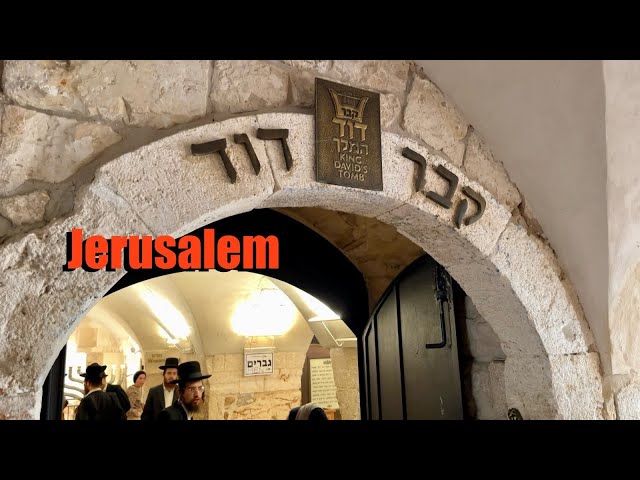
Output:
top-left (276, 207), bottom-right (424, 310)
top-left (329, 347), bottom-right (360, 420)
top-left (0, 60), bottom-right (517, 243)
top-left (0, 60), bottom-right (609, 419)
top-left (205, 352), bottom-right (305, 420)
top-left (602, 61), bottom-right (640, 418)
top-left (464, 297), bottom-right (508, 419)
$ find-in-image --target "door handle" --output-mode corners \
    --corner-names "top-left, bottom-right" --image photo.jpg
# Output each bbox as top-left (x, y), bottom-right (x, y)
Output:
top-left (426, 266), bottom-right (448, 349)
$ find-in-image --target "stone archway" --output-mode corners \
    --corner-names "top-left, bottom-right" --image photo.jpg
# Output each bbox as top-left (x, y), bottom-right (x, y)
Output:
top-left (0, 113), bottom-right (604, 419)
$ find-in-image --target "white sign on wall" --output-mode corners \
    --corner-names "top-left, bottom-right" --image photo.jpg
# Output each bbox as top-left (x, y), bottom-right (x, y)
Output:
top-left (244, 349), bottom-right (274, 376)
top-left (310, 357), bottom-right (339, 409)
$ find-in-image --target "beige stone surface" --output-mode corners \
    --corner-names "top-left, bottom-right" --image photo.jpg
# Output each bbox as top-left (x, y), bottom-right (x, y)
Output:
top-left (2, 60), bottom-right (210, 128)
top-left (210, 355), bottom-right (225, 373)
top-left (378, 154), bottom-right (513, 266)
top-left (332, 61), bottom-right (411, 96)
top-left (0, 107), bottom-right (606, 418)
top-left (610, 262), bottom-right (640, 373)
top-left (330, 347), bottom-right (361, 420)
top-left (274, 352), bottom-right (288, 369)
top-left (443, 140), bottom-right (466, 167)
top-left (472, 361), bottom-right (507, 420)
top-left (203, 352), bottom-right (305, 419)
top-left (0, 182), bottom-right (151, 393)
top-left (465, 297), bottom-right (505, 362)
top-left (286, 352), bottom-right (306, 370)
top-left (0, 391), bottom-right (41, 420)
top-left (0, 216), bottom-right (11, 237)
top-left (224, 353), bottom-right (243, 373)
top-left (0, 190), bottom-right (49, 225)
top-left (95, 115), bottom-right (276, 237)
top-left (549, 353), bottom-right (604, 419)
top-left (503, 355), bottom-right (558, 419)
top-left (381, 93), bottom-right (402, 129)
top-left (448, 258), bottom-right (546, 357)
top-left (277, 207), bottom-right (424, 310)
top-left (211, 61), bottom-right (288, 113)
top-left (403, 76), bottom-right (468, 163)
top-left (238, 376), bottom-right (265, 394)
top-left (289, 69), bottom-right (316, 107)
top-left (0, 105), bottom-right (121, 195)
top-left (282, 60), bottom-right (333, 73)
top-left (490, 222), bottom-right (595, 354)
top-left (216, 390), bottom-right (301, 420)
top-left (615, 381), bottom-right (640, 419)
top-left (288, 65), bottom-right (404, 126)
top-left (464, 130), bottom-right (521, 210)
top-left (504, 353), bottom-right (604, 420)
top-left (264, 369), bottom-right (302, 392)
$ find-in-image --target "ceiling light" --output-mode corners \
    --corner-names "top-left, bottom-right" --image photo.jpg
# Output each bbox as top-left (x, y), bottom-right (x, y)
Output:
top-left (139, 286), bottom-right (191, 340)
top-left (232, 288), bottom-right (297, 337)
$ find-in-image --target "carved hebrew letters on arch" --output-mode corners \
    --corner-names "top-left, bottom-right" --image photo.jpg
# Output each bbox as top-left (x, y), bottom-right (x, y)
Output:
top-left (191, 138), bottom-right (238, 183)
top-left (233, 134), bottom-right (261, 175)
top-left (0, 112), bottom-right (601, 420)
top-left (402, 147), bottom-right (486, 229)
top-left (191, 129), bottom-right (292, 182)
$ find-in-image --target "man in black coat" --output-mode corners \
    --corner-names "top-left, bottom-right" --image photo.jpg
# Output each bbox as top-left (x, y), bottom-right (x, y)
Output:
top-left (141, 357), bottom-right (179, 421)
top-left (157, 361), bottom-right (211, 421)
top-left (75, 363), bottom-right (124, 421)
top-left (102, 378), bottom-right (131, 420)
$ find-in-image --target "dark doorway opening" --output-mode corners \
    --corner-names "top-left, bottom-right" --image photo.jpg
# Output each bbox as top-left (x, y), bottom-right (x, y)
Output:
top-left (41, 209), bottom-right (370, 418)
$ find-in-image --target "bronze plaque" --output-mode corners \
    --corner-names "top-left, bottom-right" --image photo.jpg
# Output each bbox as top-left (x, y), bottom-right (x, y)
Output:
top-left (315, 78), bottom-right (383, 190)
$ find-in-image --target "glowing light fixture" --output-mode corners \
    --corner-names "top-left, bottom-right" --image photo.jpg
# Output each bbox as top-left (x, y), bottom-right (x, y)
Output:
top-left (232, 288), bottom-right (297, 337)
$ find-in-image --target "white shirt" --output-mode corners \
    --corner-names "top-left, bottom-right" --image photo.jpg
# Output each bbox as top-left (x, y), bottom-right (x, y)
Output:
top-left (163, 385), bottom-right (175, 408)
top-left (180, 402), bottom-right (193, 420)
top-left (86, 387), bottom-right (102, 397)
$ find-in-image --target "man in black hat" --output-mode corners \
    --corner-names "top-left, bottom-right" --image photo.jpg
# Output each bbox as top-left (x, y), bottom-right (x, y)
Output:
top-left (75, 363), bottom-right (125, 421)
top-left (141, 357), bottom-right (180, 421)
top-left (157, 361), bottom-right (211, 421)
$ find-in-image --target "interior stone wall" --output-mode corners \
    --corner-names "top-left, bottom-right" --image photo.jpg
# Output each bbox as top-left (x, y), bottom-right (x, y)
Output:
top-left (463, 297), bottom-right (508, 419)
top-left (205, 352), bottom-right (305, 420)
top-left (329, 347), bottom-right (360, 420)
top-left (602, 61), bottom-right (640, 417)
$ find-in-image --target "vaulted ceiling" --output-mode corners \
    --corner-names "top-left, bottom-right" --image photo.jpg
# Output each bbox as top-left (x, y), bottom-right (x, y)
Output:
top-left (81, 270), bottom-right (357, 356)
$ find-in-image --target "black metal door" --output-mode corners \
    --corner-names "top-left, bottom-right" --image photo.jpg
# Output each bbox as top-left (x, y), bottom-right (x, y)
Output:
top-left (361, 255), bottom-right (463, 420)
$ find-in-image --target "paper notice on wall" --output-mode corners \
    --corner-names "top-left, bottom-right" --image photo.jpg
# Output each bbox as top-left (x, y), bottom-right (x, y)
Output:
top-left (310, 357), bottom-right (339, 409)
top-left (244, 349), bottom-right (274, 376)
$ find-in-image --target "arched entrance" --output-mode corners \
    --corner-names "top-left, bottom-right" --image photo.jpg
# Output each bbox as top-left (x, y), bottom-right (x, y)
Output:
top-left (0, 113), bottom-right (603, 419)
top-left (42, 208), bottom-right (477, 420)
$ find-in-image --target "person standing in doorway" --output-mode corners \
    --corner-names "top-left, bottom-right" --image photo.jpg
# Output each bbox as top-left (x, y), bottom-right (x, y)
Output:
top-left (141, 358), bottom-right (179, 421)
top-left (75, 363), bottom-right (124, 421)
top-left (157, 361), bottom-right (211, 421)
top-left (126, 370), bottom-right (146, 420)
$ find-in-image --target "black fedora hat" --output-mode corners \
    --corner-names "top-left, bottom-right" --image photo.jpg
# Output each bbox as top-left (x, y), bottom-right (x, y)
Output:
top-left (170, 361), bottom-right (211, 384)
top-left (80, 363), bottom-right (108, 381)
top-left (159, 357), bottom-right (180, 370)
